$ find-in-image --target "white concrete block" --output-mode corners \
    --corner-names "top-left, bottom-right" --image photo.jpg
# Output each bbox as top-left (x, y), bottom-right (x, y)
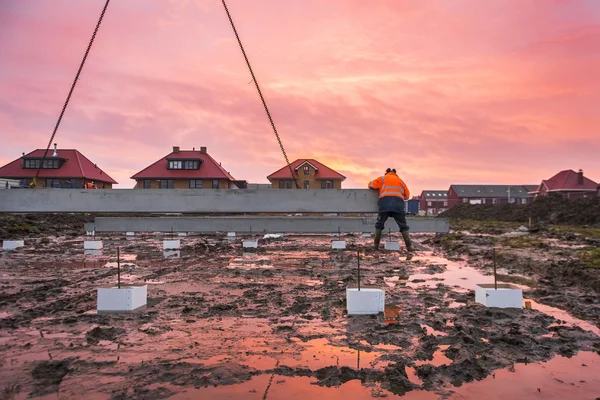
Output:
top-left (346, 287), bottom-right (385, 315)
top-left (263, 233), bottom-right (283, 239)
top-left (332, 232), bottom-right (341, 237)
top-left (178, 232), bottom-right (187, 237)
top-left (475, 284), bottom-right (523, 309)
top-left (332, 240), bottom-right (346, 249)
top-left (97, 285), bottom-right (147, 313)
top-left (126, 232), bottom-right (135, 236)
top-left (2, 240), bottom-right (24, 251)
top-left (243, 240), bottom-right (259, 248)
top-left (362, 233), bottom-right (372, 238)
top-left (227, 232), bottom-right (236, 237)
top-left (384, 241), bottom-right (400, 251)
top-left (86, 231), bottom-right (95, 236)
top-left (163, 239), bottom-right (180, 249)
top-left (84, 240), bottom-right (103, 250)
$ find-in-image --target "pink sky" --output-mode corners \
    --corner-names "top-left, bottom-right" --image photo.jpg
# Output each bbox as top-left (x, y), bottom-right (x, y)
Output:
top-left (1, 0), bottom-right (599, 193)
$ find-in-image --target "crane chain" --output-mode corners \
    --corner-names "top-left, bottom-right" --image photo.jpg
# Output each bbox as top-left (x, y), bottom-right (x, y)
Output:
top-left (221, 0), bottom-right (300, 188)
top-left (33, 0), bottom-right (111, 187)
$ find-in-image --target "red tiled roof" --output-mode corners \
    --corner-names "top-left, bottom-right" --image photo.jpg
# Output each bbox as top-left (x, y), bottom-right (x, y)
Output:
top-left (130, 150), bottom-right (236, 180)
top-left (538, 170), bottom-right (597, 192)
top-left (0, 149), bottom-right (117, 183)
top-left (267, 159), bottom-right (346, 181)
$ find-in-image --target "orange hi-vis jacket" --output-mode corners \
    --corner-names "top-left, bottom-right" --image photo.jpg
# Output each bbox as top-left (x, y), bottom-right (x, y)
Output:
top-left (368, 172), bottom-right (410, 200)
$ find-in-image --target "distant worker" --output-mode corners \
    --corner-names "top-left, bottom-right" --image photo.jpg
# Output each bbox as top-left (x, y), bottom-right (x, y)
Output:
top-left (86, 181), bottom-right (95, 189)
top-left (368, 168), bottom-right (413, 258)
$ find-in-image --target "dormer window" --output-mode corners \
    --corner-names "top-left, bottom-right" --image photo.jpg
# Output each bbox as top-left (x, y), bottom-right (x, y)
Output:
top-left (23, 158), bottom-right (62, 169)
top-left (168, 159), bottom-right (201, 170)
top-left (303, 166), bottom-right (310, 175)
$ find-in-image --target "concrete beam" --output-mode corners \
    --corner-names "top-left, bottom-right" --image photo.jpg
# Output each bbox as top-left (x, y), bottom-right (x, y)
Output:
top-left (0, 189), bottom-right (382, 213)
top-left (85, 216), bottom-right (449, 233)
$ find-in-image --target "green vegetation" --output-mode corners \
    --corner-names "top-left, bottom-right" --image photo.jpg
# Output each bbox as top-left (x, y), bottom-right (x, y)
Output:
top-left (501, 236), bottom-right (546, 249)
top-left (580, 248), bottom-right (600, 269)
top-left (550, 225), bottom-right (600, 240)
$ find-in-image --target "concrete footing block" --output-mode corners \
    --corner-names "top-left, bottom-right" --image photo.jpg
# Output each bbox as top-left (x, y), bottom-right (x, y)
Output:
top-left (97, 285), bottom-right (147, 313)
top-left (126, 232), bottom-right (135, 237)
top-left (2, 240), bottom-right (24, 251)
top-left (346, 287), bottom-right (385, 315)
top-left (84, 240), bottom-right (103, 250)
top-left (475, 284), bottom-right (523, 308)
top-left (332, 240), bottom-right (346, 249)
top-left (178, 232), bottom-right (187, 237)
top-left (384, 241), bottom-right (400, 251)
top-left (362, 233), bottom-right (372, 238)
top-left (227, 232), bottom-right (236, 238)
top-left (243, 240), bottom-right (259, 248)
top-left (163, 239), bottom-right (180, 249)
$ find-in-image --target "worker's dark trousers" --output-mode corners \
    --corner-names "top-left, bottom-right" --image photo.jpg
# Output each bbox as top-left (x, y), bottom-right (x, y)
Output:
top-left (375, 212), bottom-right (409, 232)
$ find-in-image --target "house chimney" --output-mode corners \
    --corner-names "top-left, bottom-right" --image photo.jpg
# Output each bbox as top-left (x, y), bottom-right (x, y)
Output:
top-left (52, 143), bottom-right (58, 157)
top-left (200, 147), bottom-right (207, 154)
top-left (578, 169), bottom-right (584, 185)
top-left (173, 146), bottom-right (180, 153)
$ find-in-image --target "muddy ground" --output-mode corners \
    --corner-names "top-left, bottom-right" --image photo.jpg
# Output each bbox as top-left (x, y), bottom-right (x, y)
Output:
top-left (0, 227), bottom-right (599, 399)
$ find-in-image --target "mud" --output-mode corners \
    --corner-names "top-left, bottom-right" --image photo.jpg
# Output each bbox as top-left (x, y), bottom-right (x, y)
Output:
top-left (0, 232), bottom-right (599, 398)
top-left (432, 221), bottom-right (600, 329)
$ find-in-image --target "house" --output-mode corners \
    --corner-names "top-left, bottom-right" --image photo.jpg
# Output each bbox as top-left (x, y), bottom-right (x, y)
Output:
top-left (0, 145), bottom-right (117, 188)
top-left (529, 169), bottom-right (598, 200)
top-left (419, 190), bottom-right (449, 215)
top-left (267, 159), bottom-right (346, 189)
top-left (131, 146), bottom-right (241, 189)
top-left (448, 185), bottom-right (538, 207)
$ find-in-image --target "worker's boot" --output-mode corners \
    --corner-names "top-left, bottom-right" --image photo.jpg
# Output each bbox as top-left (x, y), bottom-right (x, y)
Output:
top-left (374, 229), bottom-right (383, 250)
top-left (402, 231), bottom-right (414, 260)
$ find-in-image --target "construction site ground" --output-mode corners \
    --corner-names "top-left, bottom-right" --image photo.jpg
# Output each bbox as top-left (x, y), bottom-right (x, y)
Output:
top-left (1, 219), bottom-right (599, 399)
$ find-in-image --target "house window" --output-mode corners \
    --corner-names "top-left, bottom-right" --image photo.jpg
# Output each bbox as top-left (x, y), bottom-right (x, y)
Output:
top-left (492, 198), bottom-right (497, 204)
top-left (521, 198), bottom-right (527, 204)
top-left (159, 179), bottom-right (174, 189)
top-left (321, 180), bottom-right (334, 189)
top-left (443, 201), bottom-right (448, 207)
top-left (43, 159), bottom-right (59, 169)
top-left (427, 201), bottom-right (432, 207)
top-left (143, 179), bottom-right (151, 189)
top-left (189, 180), bottom-right (203, 189)
top-left (212, 179), bottom-right (220, 189)
top-left (303, 166), bottom-right (310, 175)
top-left (168, 160), bottom-right (182, 169)
top-left (286, 180), bottom-right (292, 189)
top-left (45, 178), bottom-right (60, 188)
top-left (463, 198), bottom-right (469, 203)
top-left (184, 160), bottom-right (199, 169)
top-left (279, 180), bottom-right (285, 189)
top-left (304, 180), bottom-right (309, 189)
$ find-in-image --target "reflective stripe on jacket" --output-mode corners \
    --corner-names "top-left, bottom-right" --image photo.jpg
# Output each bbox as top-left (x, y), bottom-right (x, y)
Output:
top-left (368, 173), bottom-right (410, 200)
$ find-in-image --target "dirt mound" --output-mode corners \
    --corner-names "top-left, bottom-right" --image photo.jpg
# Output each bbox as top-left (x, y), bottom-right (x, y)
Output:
top-left (440, 194), bottom-right (600, 226)
top-left (31, 360), bottom-right (71, 396)
top-left (0, 213), bottom-right (94, 239)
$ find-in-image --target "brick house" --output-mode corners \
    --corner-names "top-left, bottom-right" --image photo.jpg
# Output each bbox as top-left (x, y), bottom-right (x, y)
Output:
top-left (0, 145), bottom-right (117, 188)
top-left (131, 146), bottom-right (242, 189)
top-left (419, 190), bottom-right (449, 215)
top-left (448, 185), bottom-right (537, 207)
top-left (267, 159), bottom-right (346, 189)
top-left (529, 170), bottom-right (598, 200)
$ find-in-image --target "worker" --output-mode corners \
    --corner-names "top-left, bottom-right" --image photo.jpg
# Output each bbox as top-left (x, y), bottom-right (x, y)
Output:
top-left (368, 168), bottom-right (413, 258)
top-left (86, 181), bottom-right (94, 189)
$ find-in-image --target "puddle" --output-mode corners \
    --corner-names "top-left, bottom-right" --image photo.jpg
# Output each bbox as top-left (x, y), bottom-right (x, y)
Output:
top-left (526, 300), bottom-right (600, 336)
top-left (168, 375), bottom-right (439, 400)
top-left (451, 352), bottom-right (600, 399)
top-left (278, 338), bottom-right (386, 370)
top-left (415, 345), bottom-right (452, 367)
top-left (407, 252), bottom-right (489, 290)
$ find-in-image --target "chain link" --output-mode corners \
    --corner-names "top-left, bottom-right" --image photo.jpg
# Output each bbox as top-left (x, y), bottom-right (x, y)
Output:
top-left (34, 0), bottom-right (111, 185)
top-left (222, 0), bottom-right (300, 188)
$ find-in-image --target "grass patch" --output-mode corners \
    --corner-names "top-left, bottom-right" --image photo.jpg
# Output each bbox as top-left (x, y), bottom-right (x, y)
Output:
top-left (580, 248), bottom-right (600, 268)
top-left (501, 236), bottom-right (547, 249)
top-left (550, 225), bottom-right (600, 239)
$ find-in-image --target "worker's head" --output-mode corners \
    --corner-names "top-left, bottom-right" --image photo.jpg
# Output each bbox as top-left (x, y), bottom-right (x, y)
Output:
top-left (386, 168), bottom-right (396, 174)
